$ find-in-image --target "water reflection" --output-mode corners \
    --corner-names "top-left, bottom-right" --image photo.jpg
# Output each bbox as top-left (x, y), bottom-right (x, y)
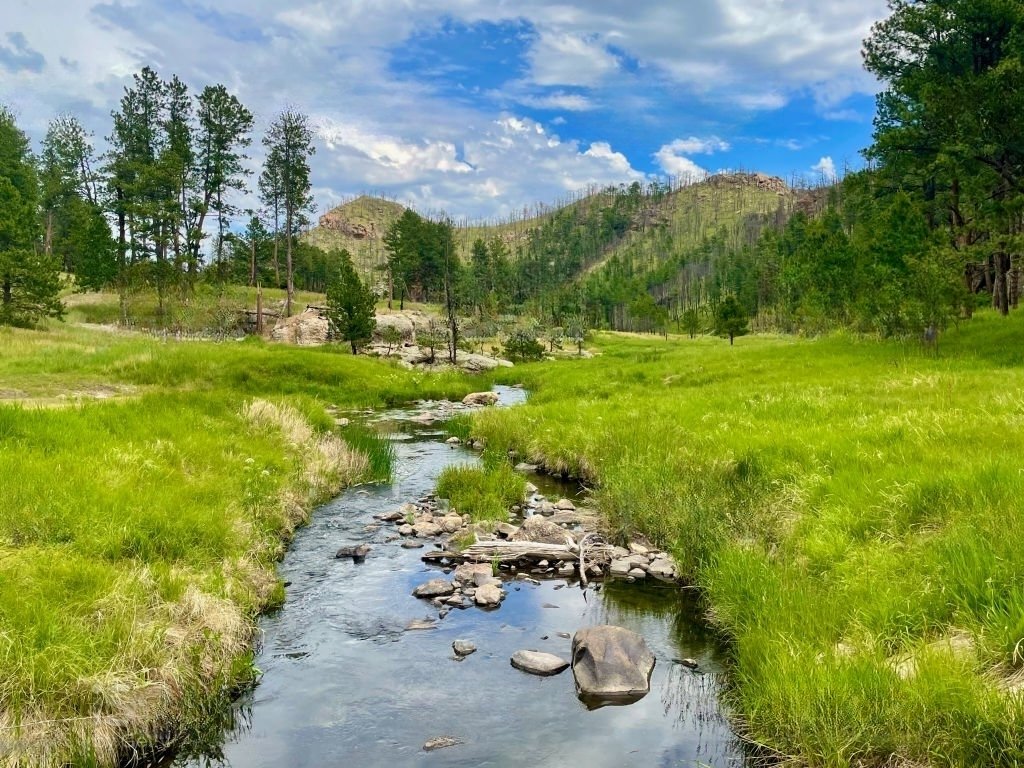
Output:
top-left (171, 389), bottom-right (748, 767)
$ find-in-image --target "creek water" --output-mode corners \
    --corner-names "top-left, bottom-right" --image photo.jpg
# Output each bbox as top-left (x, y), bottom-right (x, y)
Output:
top-left (178, 387), bottom-right (745, 767)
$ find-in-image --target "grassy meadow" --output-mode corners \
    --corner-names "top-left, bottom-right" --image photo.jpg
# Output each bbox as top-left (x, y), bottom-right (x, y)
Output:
top-left (0, 323), bottom-right (469, 766)
top-left (453, 313), bottom-right (1024, 766)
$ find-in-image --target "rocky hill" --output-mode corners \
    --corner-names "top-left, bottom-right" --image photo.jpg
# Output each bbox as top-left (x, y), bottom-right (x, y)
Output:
top-left (304, 173), bottom-right (817, 288)
top-left (304, 195), bottom-right (407, 275)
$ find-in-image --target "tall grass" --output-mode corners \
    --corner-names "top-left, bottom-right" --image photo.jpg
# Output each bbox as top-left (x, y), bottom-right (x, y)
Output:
top-left (0, 323), bottom-right (472, 766)
top-left (456, 312), bottom-right (1024, 766)
top-left (436, 459), bottom-right (525, 522)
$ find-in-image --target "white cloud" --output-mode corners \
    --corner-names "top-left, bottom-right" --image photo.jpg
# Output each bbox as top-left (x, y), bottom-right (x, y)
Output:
top-left (654, 143), bottom-right (709, 180)
top-left (527, 31), bottom-right (620, 88)
top-left (317, 120), bottom-right (472, 183)
top-left (315, 114), bottom-right (642, 217)
top-left (515, 91), bottom-right (595, 112)
top-left (0, 0), bottom-right (889, 218)
top-left (811, 156), bottom-right (837, 181)
top-left (661, 136), bottom-right (730, 155)
top-left (733, 92), bottom-right (789, 111)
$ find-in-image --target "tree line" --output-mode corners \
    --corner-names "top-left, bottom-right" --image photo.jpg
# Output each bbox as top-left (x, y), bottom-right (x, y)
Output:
top-left (1, 66), bottom-right (320, 326)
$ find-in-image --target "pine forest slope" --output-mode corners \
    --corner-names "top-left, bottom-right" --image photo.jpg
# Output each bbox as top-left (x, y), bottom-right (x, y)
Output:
top-left (303, 174), bottom-right (818, 289)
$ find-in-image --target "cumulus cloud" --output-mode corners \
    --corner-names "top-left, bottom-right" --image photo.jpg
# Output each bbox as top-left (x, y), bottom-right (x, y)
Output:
top-left (316, 114), bottom-right (642, 217)
top-left (527, 31), bottom-right (620, 88)
top-left (317, 120), bottom-right (472, 183)
top-left (811, 156), bottom-right (837, 181)
top-left (654, 145), bottom-right (708, 181)
top-left (0, 0), bottom-right (888, 216)
top-left (652, 136), bottom-right (731, 180)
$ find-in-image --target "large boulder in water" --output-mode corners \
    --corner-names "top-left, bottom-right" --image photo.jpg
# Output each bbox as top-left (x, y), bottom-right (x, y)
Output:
top-left (571, 626), bottom-right (655, 706)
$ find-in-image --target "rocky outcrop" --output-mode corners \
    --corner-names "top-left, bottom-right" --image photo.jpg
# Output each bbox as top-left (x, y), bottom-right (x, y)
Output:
top-left (707, 172), bottom-right (788, 195)
top-left (571, 626), bottom-right (655, 704)
top-left (373, 310), bottom-right (432, 342)
top-left (270, 309), bottom-right (329, 346)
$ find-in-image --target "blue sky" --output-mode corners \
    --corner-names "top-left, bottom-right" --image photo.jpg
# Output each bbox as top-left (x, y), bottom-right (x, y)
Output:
top-left (0, 0), bottom-right (890, 220)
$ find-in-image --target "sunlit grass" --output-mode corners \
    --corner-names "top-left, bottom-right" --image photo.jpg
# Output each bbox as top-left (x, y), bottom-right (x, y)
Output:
top-left (457, 311), bottom-right (1024, 766)
top-left (0, 323), bottom-right (471, 765)
top-left (436, 458), bottom-right (525, 522)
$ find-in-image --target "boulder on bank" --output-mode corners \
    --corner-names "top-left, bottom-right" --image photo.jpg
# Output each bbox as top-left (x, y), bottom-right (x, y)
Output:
top-left (511, 650), bottom-right (570, 676)
top-left (571, 626), bottom-right (655, 704)
top-left (462, 391), bottom-right (500, 406)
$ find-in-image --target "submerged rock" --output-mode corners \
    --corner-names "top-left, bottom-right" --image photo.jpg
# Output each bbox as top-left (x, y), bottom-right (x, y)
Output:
top-left (571, 626), bottom-right (655, 705)
top-left (405, 618), bottom-right (438, 631)
top-left (423, 736), bottom-right (462, 751)
top-left (510, 650), bottom-right (570, 676)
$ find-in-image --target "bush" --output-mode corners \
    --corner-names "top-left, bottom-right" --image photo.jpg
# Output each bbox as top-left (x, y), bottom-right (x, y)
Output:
top-left (503, 328), bottom-right (545, 362)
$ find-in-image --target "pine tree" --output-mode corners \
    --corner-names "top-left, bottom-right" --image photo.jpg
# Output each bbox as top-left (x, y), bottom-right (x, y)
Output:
top-left (0, 107), bottom-right (62, 325)
top-left (326, 250), bottom-right (376, 354)
top-left (714, 295), bottom-right (748, 345)
top-left (263, 110), bottom-right (315, 316)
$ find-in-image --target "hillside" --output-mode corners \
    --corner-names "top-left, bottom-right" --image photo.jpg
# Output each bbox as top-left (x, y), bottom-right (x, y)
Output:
top-left (306, 173), bottom-right (811, 284)
top-left (304, 195), bottom-right (407, 276)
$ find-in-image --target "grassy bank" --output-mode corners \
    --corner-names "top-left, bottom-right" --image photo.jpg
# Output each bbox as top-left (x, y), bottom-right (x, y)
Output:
top-left (0, 324), bottom-right (470, 766)
top-left (455, 313), bottom-right (1024, 766)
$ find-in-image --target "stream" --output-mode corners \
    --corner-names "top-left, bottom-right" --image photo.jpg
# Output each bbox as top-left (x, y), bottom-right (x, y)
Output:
top-left (178, 387), bottom-right (746, 767)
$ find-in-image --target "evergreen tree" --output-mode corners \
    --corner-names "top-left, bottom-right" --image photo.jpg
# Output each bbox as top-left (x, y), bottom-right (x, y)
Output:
top-left (0, 107), bottom-right (62, 325)
top-left (263, 110), bottom-right (315, 316)
top-left (326, 250), bottom-right (376, 354)
top-left (714, 295), bottom-right (748, 345)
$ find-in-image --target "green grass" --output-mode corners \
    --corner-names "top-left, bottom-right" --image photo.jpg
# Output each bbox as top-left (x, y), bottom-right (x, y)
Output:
top-left (436, 458), bottom-right (525, 522)
top-left (0, 323), bottom-right (472, 766)
top-left (64, 285), bottom-right (327, 332)
top-left (452, 313), bottom-right (1024, 766)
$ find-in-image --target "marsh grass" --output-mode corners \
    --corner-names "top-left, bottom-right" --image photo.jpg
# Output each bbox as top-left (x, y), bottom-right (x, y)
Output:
top-left (436, 459), bottom-right (525, 522)
top-left (0, 323), bottom-right (470, 765)
top-left (457, 312), bottom-right (1024, 766)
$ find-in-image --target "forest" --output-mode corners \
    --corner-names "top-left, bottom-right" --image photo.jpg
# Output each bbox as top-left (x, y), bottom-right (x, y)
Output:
top-left (2, 0), bottom-right (1022, 346)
